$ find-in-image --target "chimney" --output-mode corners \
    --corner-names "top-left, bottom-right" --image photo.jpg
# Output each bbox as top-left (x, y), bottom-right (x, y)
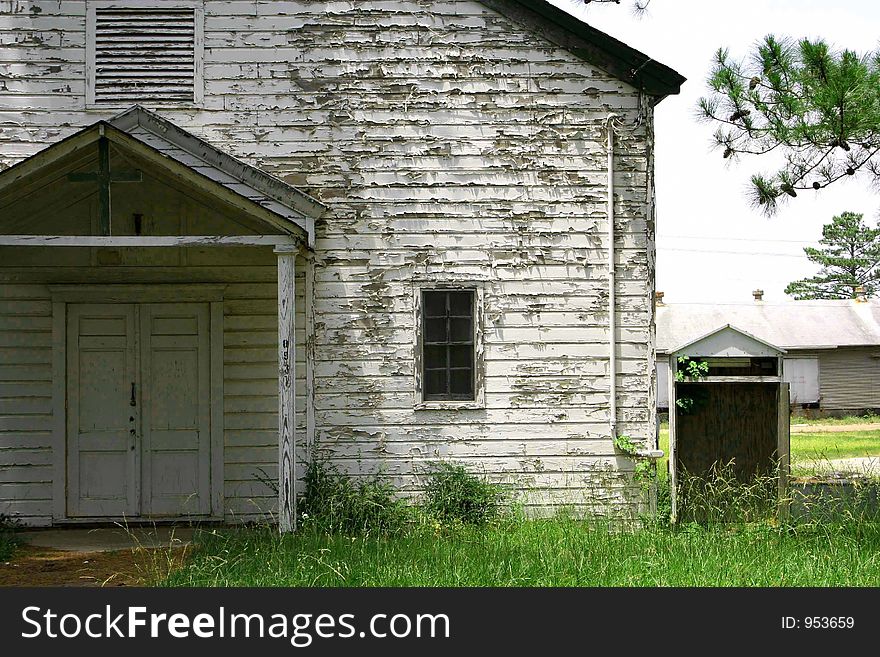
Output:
top-left (655, 291), bottom-right (665, 305)
top-left (855, 285), bottom-right (867, 303)
top-left (752, 289), bottom-right (764, 302)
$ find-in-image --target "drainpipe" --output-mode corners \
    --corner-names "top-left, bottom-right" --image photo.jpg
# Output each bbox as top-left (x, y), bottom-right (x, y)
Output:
top-left (606, 115), bottom-right (618, 442)
top-left (607, 114), bottom-right (664, 462)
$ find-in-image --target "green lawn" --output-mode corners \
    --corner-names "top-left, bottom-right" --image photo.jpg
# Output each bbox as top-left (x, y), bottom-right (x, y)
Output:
top-left (791, 431), bottom-right (880, 462)
top-left (162, 520), bottom-right (880, 587)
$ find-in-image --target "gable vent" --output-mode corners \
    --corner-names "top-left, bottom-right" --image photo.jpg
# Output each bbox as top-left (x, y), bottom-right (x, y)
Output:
top-left (91, 6), bottom-right (200, 105)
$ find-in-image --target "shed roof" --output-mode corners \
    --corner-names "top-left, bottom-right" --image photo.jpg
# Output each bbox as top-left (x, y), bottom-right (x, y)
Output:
top-left (478, 0), bottom-right (685, 100)
top-left (656, 300), bottom-right (880, 353)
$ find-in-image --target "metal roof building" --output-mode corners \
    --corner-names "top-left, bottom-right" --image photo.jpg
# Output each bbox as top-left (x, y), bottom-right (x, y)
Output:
top-left (656, 297), bottom-right (880, 413)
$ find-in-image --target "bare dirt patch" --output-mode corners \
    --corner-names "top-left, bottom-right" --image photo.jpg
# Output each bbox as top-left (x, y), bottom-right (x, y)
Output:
top-left (791, 423), bottom-right (880, 434)
top-left (0, 544), bottom-right (189, 587)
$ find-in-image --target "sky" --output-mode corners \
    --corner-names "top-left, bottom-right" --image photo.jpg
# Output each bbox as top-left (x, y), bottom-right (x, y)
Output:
top-left (550, 0), bottom-right (880, 303)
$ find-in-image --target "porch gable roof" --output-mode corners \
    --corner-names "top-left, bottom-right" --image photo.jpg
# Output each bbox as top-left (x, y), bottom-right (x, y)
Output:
top-left (0, 105), bottom-right (327, 243)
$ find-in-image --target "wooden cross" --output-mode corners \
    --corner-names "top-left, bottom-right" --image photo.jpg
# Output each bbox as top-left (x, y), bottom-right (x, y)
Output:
top-left (67, 136), bottom-right (142, 236)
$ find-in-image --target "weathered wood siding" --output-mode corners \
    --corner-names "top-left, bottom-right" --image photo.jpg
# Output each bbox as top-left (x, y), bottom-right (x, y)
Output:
top-left (0, 285), bottom-right (53, 524)
top-left (817, 347), bottom-right (880, 412)
top-left (1, 0), bottom-right (658, 515)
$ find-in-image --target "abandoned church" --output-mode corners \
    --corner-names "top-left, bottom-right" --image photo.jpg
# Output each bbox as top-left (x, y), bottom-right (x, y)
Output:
top-left (0, 0), bottom-right (684, 528)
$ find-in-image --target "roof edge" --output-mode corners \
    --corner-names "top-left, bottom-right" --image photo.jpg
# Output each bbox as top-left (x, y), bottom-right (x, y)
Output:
top-left (671, 323), bottom-right (787, 355)
top-left (477, 0), bottom-right (685, 99)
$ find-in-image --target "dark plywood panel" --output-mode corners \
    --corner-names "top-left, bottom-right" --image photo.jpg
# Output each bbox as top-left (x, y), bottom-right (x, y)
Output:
top-left (676, 383), bottom-right (779, 481)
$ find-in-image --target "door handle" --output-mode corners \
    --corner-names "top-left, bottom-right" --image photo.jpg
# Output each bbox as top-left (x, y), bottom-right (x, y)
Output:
top-left (130, 382), bottom-right (136, 407)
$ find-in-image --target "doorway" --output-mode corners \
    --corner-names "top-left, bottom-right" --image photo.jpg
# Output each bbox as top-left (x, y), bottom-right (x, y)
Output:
top-left (66, 303), bottom-right (212, 518)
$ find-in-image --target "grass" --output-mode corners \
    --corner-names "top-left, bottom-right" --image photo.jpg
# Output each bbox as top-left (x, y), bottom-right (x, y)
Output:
top-left (162, 519), bottom-right (880, 587)
top-left (158, 457), bottom-right (880, 588)
top-left (791, 431), bottom-right (880, 462)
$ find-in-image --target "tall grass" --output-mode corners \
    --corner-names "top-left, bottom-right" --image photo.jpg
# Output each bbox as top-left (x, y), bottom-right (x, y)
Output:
top-left (161, 461), bottom-right (880, 588)
top-left (162, 519), bottom-right (880, 587)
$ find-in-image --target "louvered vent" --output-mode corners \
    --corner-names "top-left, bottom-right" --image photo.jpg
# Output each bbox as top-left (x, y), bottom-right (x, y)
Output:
top-left (93, 7), bottom-right (196, 104)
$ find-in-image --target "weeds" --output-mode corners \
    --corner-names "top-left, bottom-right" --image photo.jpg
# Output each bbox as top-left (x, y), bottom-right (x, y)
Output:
top-left (676, 461), bottom-right (779, 524)
top-left (422, 462), bottom-right (506, 526)
top-left (0, 514), bottom-right (21, 561)
top-left (298, 457), bottom-right (411, 535)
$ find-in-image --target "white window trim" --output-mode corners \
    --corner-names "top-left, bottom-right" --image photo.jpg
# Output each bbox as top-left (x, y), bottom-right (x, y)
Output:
top-left (86, 0), bottom-right (205, 110)
top-left (412, 280), bottom-right (486, 411)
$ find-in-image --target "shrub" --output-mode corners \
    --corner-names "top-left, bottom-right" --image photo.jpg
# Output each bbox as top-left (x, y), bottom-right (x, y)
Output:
top-left (422, 462), bottom-right (506, 525)
top-left (0, 513), bottom-right (21, 561)
top-left (298, 457), bottom-right (410, 535)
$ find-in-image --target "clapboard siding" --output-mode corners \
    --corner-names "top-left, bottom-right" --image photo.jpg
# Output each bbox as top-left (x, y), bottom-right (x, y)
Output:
top-left (222, 277), bottom-right (307, 522)
top-left (818, 347), bottom-right (880, 411)
top-left (0, 0), bottom-right (660, 516)
top-left (0, 285), bottom-right (54, 523)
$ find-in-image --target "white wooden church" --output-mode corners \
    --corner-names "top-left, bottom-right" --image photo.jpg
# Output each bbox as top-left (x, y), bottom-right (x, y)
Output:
top-left (0, 1), bottom-right (683, 528)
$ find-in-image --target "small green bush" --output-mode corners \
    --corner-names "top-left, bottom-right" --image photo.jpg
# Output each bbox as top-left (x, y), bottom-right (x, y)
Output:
top-left (0, 513), bottom-right (21, 561)
top-left (422, 462), bottom-right (506, 525)
top-left (298, 457), bottom-right (410, 535)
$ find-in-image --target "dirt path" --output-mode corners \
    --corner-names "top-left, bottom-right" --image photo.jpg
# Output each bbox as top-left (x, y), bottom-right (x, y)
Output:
top-left (0, 545), bottom-right (188, 587)
top-left (791, 423), bottom-right (880, 434)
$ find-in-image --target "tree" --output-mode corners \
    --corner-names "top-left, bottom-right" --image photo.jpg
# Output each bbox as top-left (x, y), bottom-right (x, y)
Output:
top-left (571, 0), bottom-right (652, 13)
top-left (785, 211), bottom-right (880, 299)
top-left (698, 36), bottom-right (880, 215)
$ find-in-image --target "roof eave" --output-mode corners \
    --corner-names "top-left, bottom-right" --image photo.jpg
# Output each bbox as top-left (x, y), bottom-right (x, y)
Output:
top-left (477, 0), bottom-right (685, 99)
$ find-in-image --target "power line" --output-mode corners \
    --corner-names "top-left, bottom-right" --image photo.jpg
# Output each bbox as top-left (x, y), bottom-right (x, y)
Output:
top-left (659, 247), bottom-right (806, 258)
top-left (661, 234), bottom-right (815, 244)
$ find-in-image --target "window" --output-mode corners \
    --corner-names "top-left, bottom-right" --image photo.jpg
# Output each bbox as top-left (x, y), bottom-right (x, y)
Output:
top-left (86, 1), bottom-right (204, 107)
top-left (421, 289), bottom-right (476, 401)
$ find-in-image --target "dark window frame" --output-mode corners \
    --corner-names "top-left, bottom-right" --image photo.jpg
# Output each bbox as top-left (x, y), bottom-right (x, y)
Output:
top-left (421, 288), bottom-right (476, 402)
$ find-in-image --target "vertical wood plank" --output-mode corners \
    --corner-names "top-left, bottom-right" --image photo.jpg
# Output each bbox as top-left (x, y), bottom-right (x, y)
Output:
top-left (304, 256), bottom-right (316, 460)
top-left (210, 300), bottom-right (225, 519)
top-left (668, 355), bottom-right (678, 523)
top-left (64, 306), bottom-right (80, 518)
top-left (276, 249), bottom-right (297, 532)
top-left (98, 136), bottom-right (111, 236)
top-left (778, 382), bottom-right (791, 521)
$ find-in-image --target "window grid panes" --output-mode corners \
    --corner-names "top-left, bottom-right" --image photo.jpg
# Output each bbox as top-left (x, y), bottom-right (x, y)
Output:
top-left (422, 290), bottom-right (475, 401)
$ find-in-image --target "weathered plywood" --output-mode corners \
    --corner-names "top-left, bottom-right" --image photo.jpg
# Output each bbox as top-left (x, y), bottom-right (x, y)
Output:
top-left (676, 383), bottom-right (780, 481)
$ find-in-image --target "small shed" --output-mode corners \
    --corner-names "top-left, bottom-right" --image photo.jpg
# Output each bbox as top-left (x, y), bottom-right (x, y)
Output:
top-left (667, 325), bottom-right (790, 520)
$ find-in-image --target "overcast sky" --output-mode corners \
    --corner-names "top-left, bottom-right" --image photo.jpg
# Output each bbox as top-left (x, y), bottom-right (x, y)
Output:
top-left (549, 0), bottom-right (880, 303)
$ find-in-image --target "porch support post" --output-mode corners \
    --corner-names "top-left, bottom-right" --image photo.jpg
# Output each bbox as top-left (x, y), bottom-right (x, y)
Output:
top-left (276, 246), bottom-right (297, 533)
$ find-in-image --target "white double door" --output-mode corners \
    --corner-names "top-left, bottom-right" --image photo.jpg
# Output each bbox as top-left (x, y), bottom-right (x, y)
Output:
top-left (66, 303), bottom-right (212, 518)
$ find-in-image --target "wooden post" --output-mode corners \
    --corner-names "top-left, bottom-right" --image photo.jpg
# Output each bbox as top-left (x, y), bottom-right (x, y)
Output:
top-left (778, 382), bottom-right (791, 522)
top-left (276, 247), bottom-right (297, 532)
top-left (304, 255), bottom-right (316, 461)
top-left (668, 354), bottom-right (678, 523)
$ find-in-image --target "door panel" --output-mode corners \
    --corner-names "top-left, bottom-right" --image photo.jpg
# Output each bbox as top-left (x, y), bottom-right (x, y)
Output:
top-left (67, 305), bottom-right (138, 517)
top-left (67, 301), bottom-right (213, 519)
top-left (140, 303), bottom-right (211, 516)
